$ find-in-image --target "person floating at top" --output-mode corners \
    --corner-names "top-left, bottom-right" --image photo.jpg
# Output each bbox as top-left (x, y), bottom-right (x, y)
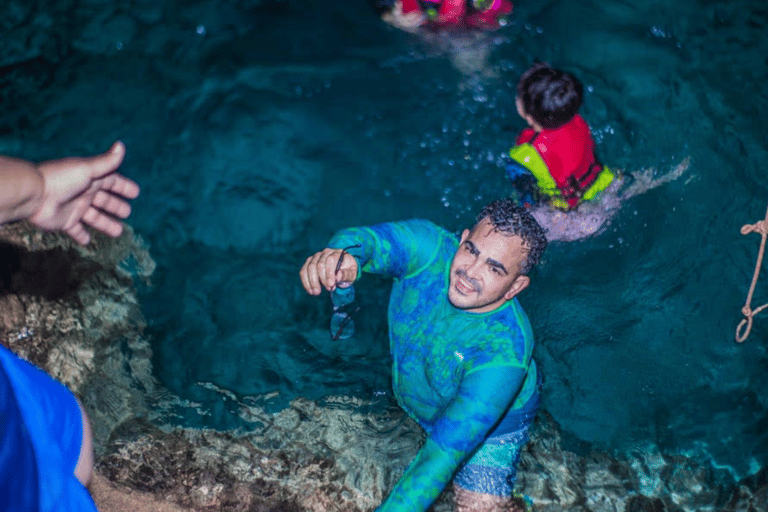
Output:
top-left (300, 199), bottom-right (547, 512)
top-left (376, 0), bottom-right (513, 33)
top-left (506, 62), bottom-right (615, 211)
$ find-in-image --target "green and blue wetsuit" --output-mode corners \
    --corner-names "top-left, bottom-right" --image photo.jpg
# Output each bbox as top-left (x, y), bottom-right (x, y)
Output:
top-left (328, 219), bottom-right (540, 511)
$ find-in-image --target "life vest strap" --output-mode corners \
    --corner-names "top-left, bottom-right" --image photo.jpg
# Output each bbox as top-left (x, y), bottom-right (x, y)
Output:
top-left (508, 143), bottom-right (615, 210)
top-left (561, 161), bottom-right (604, 201)
top-left (508, 143), bottom-right (558, 196)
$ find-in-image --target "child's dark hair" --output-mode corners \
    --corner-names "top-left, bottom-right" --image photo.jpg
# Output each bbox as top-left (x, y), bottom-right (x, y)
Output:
top-left (516, 62), bottom-right (584, 130)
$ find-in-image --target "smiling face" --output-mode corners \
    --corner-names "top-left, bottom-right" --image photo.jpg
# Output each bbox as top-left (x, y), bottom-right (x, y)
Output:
top-left (447, 218), bottom-right (531, 313)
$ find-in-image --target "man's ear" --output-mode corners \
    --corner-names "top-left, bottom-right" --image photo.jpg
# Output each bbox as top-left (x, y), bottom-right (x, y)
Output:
top-left (459, 228), bottom-right (470, 244)
top-left (504, 274), bottom-right (530, 301)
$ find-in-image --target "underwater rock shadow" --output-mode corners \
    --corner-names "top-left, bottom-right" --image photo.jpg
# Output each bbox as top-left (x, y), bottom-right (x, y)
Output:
top-left (0, 240), bottom-right (111, 300)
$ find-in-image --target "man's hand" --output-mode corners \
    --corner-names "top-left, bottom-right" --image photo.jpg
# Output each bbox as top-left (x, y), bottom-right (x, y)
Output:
top-left (300, 248), bottom-right (359, 296)
top-left (29, 141), bottom-right (140, 245)
top-left (382, 0), bottom-right (425, 33)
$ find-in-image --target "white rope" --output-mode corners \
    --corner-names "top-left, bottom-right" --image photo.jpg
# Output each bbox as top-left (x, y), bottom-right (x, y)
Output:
top-left (736, 204), bottom-right (768, 343)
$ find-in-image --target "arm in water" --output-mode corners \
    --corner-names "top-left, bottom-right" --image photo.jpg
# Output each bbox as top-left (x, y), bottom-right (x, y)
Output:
top-left (376, 364), bottom-right (526, 512)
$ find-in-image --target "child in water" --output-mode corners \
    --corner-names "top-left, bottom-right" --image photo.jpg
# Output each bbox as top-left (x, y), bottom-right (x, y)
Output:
top-left (375, 0), bottom-right (513, 33)
top-left (507, 63), bottom-right (615, 210)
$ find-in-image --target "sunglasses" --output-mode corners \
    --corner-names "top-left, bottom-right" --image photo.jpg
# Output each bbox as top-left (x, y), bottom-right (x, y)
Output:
top-left (330, 244), bottom-right (361, 340)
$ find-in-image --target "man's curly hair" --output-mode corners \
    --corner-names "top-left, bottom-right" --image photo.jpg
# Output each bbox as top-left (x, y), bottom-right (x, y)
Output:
top-left (474, 198), bottom-right (547, 274)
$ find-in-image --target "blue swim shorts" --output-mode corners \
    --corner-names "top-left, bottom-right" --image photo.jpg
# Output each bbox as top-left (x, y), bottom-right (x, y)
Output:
top-left (452, 376), bottom-right (540, 497)
top-left (0, 345), bottom-right (97, 512)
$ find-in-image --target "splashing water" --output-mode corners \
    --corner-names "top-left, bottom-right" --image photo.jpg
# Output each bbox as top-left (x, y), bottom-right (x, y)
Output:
top-left (533, 157), bottom-right (691, 242)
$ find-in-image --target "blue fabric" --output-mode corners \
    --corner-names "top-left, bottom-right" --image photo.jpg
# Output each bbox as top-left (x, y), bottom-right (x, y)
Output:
top-left (452, 424), bottom-right (532, 496)
top-left (489, 370), bottom-right (541, 437)
top-left (0, 346), bottom-right (97, 512)
top-left (328, 220), bottom-right (539, 512)
top-left (0, 351), bottom-right (40, 512)
top-left (452, 372), bottom-right (542, 496)
top-left (505, 161), bottom-right (537, 208)
top-left (505, 160), bottom-right (532, 182)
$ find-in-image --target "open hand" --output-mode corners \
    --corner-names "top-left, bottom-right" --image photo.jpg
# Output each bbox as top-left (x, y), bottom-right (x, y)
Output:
top-left (29, 141), bottom-right (140, 245)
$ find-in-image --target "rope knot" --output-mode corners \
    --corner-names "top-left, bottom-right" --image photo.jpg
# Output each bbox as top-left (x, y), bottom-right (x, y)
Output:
top-left (741, 220), bottom-right (768, 236)
top-left (736, 203), bottom-right (768, 343)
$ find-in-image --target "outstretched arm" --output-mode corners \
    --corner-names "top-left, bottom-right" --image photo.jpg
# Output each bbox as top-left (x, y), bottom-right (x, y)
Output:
top-left (0, 141), bottom-right (140, 244)
top-left (376, 365), bottom-right (526, 512)
top-left (300, 219), bottom-right (443, 295)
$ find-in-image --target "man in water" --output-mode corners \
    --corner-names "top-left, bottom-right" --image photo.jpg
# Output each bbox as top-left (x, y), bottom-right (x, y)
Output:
top-left (299, 199), bottom-right (546, 512)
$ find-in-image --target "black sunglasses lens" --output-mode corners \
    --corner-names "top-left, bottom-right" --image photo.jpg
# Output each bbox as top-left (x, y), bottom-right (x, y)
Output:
top-left (331, 311), bottom-right (355, 340)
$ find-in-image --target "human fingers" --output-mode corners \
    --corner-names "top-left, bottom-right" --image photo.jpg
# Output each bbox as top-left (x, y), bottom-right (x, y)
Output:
top-left (300, 252), bottom-right (324, 295)
top-left (317, 249), bottom-right (343, 292)
top-left (87, 141), bottom-right (126, 180)
top-left (65, 221), bottom-right (92, 245)
top-left (337, 263), bottom-right (357, 285)
top-left (300, 249), bottom-right (351, 294)
top-left (322, 248), bottom-right (357, 292)
top-left (81, 206), bottom-right (124, 238)
top-left (92, 190), bottom-right (132, 219)
top-left (331, 251), bottom-right (358, 287)
top-left (101, 173), bottom-right (140, 200)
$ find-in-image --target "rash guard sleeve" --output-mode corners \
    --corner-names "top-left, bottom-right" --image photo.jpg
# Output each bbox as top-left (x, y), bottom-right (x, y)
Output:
top-left (375, 364), bottom-right (526, 512)
top-left (327, 219), bottom-right (444, 281)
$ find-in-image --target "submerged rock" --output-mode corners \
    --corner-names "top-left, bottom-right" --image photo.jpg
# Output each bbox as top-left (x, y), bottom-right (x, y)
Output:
top-left (0, 220), bottom-right (156, 455)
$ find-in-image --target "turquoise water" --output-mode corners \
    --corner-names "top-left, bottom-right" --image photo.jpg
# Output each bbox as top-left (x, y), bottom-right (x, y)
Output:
top-left (3, 0), bottom-right (767, 480)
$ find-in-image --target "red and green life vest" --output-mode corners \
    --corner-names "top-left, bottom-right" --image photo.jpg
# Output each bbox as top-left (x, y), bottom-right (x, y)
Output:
top-left (510, 116), bottom-right (615, 210)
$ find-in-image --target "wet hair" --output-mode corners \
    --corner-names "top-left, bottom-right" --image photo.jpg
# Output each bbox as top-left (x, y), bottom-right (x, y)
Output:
top-left (516, 62), bottom-right (583, 130)
top-left (473, 198), bottom-right (547, 274)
